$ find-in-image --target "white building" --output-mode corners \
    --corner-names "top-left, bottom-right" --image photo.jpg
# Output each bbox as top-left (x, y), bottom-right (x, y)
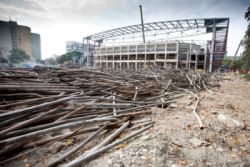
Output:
top-left (94, 41), bottom-right (207, 70)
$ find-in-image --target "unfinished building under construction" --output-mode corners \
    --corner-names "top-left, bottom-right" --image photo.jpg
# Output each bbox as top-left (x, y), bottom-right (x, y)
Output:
top-left (82, 18), bottom-right (229, 72)
top-left (94, 42), bottom-right (206, 70)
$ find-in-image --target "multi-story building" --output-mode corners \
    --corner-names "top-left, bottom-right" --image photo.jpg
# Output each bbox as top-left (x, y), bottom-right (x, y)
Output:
top-left (0, 20), bottom-right (41, 60)
top-left (16, 25), bottom-right (32, 57)
top-left (94, 41), bottom-right (207, 70)
top-left (0, 21), bottom-right (13, 58)
top-left (32, 33), bottom-right (41, 61)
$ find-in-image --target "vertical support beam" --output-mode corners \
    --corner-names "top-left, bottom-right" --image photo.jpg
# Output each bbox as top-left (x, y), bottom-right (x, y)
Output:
top-left (154, 54), bottom-right (156, 66)
top-left (135, 51), bottom-right (138, 71)
top-left (120, 54), bottom-right (121, 70)
top-left (154, 44), bottom-right (156, 66)
top-left (165, 42), bottom-right (167, 68)
top-left (209, 20), bottom-right (216, 72)
top-left (127, 55), bottom-right (129, 69)
top-left (195, 52), bottom-right (197, 70)
top-left (176, 42), bottom-right (179, 69)
top-left (188, 43), bottom-right (191, 70)
top-left (86, 39), bottom-right (89, 69)
top-left (204, 46), bottom-right (207, 71)
top-left (139, 5), bottom-right (145, 43)
top-left (186, 53), bottom-right (188, 69)
top-left (83, 38), bottom-right (86, 65)
top-left (112, 55), bottom-right (114, 69)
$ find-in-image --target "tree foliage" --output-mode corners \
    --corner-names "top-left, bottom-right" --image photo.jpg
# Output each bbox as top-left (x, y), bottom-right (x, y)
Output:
top-left (56, 51), bottom-right (82, 64)
top-left (222, 58), bottom-right (231, 68)
top-left (222, 57), bottom-right (243, 69)
top-left (242, 6), bottom-right (250, 70)
top-left (8, 48), bottom-right (30, 64)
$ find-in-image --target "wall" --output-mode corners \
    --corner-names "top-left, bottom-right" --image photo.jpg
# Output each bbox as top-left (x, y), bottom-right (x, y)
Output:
top-left (16, 25), bottom-right (32, 57)
top-left (0, 21), bottom-right (12, 58)
top-left (32, 33), bottom-right (41, 60)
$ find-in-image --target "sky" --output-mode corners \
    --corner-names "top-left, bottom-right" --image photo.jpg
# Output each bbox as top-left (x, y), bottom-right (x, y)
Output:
top-left (0, 0), bottom-right (249, 59)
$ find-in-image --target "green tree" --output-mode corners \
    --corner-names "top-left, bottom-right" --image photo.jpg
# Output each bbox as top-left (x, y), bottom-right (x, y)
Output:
top-left (242, 6), bottom-right (250, 70)
top-left (222, 58), bottom-right (231, 68)
top-left (56, 51), bottom-right (82, 64)
top-left (8, 48), bottom-right (30, 64)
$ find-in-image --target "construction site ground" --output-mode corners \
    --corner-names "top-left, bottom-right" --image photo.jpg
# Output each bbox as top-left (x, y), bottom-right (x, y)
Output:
top-left (4, 73), bottom-right (250, 167)
top-left (85, 73), bottom-right (250, 167)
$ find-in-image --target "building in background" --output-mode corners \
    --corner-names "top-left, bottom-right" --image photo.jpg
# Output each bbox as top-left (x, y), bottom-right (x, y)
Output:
top-left (0, 21), bottom-right (13, 58)
top-left (0, 20), bottom-right (41, 60)
top-left (83, 18), bottom-right (229, 72)
top-left (95, 41), bottom-right (207, 70)
top-left (32, 33), bottom-right (41, 61)
top-left (16, 24), bottom-right (32, 57)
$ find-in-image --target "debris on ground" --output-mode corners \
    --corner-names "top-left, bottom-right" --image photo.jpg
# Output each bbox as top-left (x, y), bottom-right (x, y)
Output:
top-left (0, 68), bottom-right (249, 167)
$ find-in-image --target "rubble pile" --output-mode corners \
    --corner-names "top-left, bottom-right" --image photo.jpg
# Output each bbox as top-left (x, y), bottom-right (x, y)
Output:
top-left (0, 67), bottom-right (218, 166)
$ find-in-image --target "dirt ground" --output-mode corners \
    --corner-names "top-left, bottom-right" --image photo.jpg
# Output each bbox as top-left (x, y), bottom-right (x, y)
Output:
top-left (4, 73), bottom-right (250, 167)
top-left (85, 73), bottom-right (250, 167)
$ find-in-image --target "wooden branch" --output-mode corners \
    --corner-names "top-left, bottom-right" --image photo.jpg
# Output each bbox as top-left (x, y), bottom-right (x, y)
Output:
top-left (48, 125), bottom-right (107, 167)
top-left (0, 105), bottom-right (64, 137)
top-left (0, 93), bottom-right (80, 120)
top-left (64, 124), bottom-right (153, 167)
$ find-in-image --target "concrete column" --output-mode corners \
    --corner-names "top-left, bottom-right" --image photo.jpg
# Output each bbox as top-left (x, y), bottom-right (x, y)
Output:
top-left (195, 53), bottom-right (197, 70)
top-left (176, 42), bottom-right (179, 69)
top-left (154, 54), bottom-right (156, 66)
top-left (209, 20), bottom-right (216, 72)
top-left (186, 53), bottom-right (189, 69)
top-left (135, 54), bottom-right (138, 71)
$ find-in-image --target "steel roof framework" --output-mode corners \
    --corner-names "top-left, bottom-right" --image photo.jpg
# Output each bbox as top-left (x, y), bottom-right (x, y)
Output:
top-left (83, 18), bottom-right (223, 41)
top-left (83, 18), bottom-right (229, 71)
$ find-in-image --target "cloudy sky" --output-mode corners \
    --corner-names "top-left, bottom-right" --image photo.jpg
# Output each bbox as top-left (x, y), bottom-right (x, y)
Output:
top-left (0, 0), bottom-right (249, 59)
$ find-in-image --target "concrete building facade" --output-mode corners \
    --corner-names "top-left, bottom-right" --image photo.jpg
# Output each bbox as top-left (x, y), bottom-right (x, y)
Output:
top-left (94, 41), bottom-right (207, 71)
top-left (16, 25), bottom-right (32, 57)
top-left (0, 21), bottom-right (13, 58)
top-left (0, 20), bottom-right (41, 60)
top-left (32, 33), bottom-right (41, 60)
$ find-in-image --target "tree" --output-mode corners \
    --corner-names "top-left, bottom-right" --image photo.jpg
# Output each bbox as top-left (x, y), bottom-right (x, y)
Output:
top-left (8, 48), bottom-right (30, 64)
top-left (222, 58), bottom-right (231, 68)
top-left (235, 58), bottom-right (244, 69)
top-left (242, 6), bottom-right (250, 70)
top-left (56, 51), bottom-right (82, 64)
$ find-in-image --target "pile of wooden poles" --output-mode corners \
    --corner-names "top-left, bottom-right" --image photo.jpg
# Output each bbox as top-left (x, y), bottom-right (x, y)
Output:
top-left (0, 67), bottom-right (218, 166)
